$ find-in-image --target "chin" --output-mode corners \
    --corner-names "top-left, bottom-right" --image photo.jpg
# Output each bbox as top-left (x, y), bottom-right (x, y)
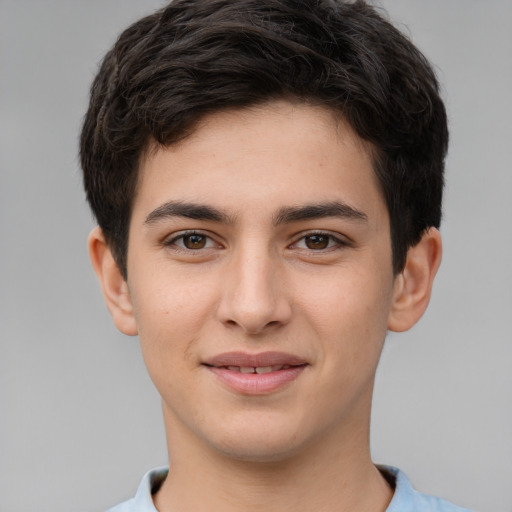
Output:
top-left (203, 418), bottom-right (315, 463)
top-left (216, 439), bottom-right (304, 463)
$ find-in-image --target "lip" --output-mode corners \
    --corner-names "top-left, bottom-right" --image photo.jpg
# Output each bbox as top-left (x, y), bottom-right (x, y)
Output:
top-left (203, 351), bottom-right (308, 368)
top-left (203, 351), bottom-right (308, 395)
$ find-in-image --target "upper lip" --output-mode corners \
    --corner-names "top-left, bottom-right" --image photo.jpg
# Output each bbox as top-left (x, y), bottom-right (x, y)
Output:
top-left (203, 351), bottom-right (308, 368)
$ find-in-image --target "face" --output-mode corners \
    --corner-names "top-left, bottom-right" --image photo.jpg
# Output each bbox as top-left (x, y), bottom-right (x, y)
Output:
top-left (124, 101), bottom-right (399, 461)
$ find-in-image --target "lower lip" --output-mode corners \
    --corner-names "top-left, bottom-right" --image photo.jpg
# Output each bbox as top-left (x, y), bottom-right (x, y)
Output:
top-left (206, 366), bottom-right (306, 395)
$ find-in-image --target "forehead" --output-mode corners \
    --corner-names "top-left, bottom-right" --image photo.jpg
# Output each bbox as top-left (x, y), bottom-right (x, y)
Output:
top-left (134, 101), bottom-right (385, 224)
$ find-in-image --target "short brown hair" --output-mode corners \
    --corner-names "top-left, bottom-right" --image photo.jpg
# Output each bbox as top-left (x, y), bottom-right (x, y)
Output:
top-left (80, 0), bottom-right (448, 278)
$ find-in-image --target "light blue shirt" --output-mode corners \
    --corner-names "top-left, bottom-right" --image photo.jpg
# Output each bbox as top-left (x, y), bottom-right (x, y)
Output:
top-left (107, 466), bottom-right (473, 511)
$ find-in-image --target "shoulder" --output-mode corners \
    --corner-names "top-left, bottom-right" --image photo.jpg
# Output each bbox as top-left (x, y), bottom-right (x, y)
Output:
top-left (381, 466), bottom-right (474, 512)
top-left (105, 468), bottom-right (168, 512)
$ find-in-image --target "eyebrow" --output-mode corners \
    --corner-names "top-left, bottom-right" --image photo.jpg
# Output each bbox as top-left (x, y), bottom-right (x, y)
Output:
top-left (273, 201), bottom-right (368, 225)
top-left (144, 201), bottom-right (235, 225)
top-left (144, 200), bottom-right (368, 226)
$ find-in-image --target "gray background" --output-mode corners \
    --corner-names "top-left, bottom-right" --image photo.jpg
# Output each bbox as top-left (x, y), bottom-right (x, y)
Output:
top-left (1, 1), bottom-right (511, 511)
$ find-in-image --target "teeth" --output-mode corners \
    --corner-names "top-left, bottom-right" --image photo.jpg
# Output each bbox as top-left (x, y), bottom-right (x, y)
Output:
top-left (224, 365), bottom-right (291, 373)
top-left (255, 366), bottom-right (273, 374)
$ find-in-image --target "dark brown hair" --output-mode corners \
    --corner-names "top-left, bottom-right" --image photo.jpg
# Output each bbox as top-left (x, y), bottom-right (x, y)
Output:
top-left (80, 0), bottom-right (448, 278)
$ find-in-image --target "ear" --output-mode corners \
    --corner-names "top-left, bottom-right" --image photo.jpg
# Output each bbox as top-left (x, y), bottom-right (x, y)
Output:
top-left (88, 227), bottom-right (138, 336)
top-left (387, 228), bottom-right (442, 332)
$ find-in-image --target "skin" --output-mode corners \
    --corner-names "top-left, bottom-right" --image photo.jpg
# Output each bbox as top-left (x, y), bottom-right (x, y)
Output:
top-left (90, 101), bottom-right (442, 512)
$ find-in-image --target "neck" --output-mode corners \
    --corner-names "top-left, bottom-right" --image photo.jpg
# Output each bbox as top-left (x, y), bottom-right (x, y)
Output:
top-left (153, 407), bottom-right (393, 512)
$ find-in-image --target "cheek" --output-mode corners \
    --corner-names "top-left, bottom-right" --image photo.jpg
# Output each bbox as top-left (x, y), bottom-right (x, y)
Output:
top-left (130, 272), bottom-right (217, 363)
top-left (296, 265), bottom-right (393, 378)
top-left (300, 267), bottom-right (392, 332)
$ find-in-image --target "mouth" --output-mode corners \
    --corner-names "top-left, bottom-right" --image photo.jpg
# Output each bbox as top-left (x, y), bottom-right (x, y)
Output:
top-left (203, 351), bottom-right (307, 368)
top-left (203, 352), bottom-right (308, 395)
top-left (212, 364), bottom-right (297, 374)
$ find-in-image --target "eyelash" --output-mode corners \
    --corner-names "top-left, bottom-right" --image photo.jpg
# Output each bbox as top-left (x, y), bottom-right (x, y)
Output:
top-left (290, 231), bottom-right (349, 252)
top-left (164, 230), bottom-right (219, 251)
top-left (164, 230), bottom-right (348, 253)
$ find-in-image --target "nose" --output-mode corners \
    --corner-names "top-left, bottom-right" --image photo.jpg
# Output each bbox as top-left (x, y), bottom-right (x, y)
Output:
top-left (216, 244), bottom-right (292, 335)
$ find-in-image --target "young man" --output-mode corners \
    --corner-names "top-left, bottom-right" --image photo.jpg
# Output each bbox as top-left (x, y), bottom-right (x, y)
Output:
top-left (80, 1), bottom-right (471, 510)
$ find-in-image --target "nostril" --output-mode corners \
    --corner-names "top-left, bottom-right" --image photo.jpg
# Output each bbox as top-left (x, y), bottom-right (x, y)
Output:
top-left (216, 273), bottom-right (292, 333)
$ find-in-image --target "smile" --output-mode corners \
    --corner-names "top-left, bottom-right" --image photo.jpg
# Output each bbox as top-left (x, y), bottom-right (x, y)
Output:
top-left (223, 365), bottom-right (293, 374)
top-left (203, 352), bottom-right (308, 395)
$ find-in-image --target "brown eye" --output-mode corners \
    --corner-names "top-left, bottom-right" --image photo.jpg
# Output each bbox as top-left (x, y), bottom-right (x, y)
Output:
top-left (182, 234), bottom-right (207, 249)
top-left (304, 234), bottom-right (330, 250)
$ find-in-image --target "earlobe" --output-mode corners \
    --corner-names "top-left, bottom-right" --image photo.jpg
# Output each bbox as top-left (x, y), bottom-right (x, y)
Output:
top-left (387, 228), bottom-right (442, 333)
top-left (88, 227), bottom-right (138, 336)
